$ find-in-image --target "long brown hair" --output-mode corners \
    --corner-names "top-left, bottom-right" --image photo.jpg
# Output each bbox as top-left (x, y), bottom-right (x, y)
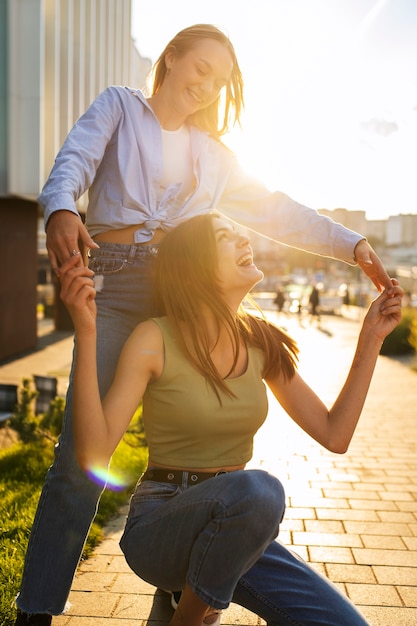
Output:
top-left (151, 24), bottom-right (244, 139)
top-left (154, 214), bottom-right (298, 400)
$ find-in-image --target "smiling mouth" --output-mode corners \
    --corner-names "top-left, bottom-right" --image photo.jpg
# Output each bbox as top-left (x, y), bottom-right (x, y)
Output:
top-left (187, 89), bottom-right (203, 104)
top-left (237, 253), bottom-right (254, 267)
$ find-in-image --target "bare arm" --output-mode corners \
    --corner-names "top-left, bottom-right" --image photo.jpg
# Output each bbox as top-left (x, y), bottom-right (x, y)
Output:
top-left (59, 254), bottom-right (162, 470)
top-left (266, 281), bottom-right (403, 453)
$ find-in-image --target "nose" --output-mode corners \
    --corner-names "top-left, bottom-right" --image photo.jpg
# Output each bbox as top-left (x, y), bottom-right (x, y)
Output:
top-left (237, 232), bottom-right (250, 246)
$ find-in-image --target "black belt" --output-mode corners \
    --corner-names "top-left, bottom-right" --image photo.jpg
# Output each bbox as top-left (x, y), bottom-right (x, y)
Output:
top-left (141, 468), bottom-right (228, 486)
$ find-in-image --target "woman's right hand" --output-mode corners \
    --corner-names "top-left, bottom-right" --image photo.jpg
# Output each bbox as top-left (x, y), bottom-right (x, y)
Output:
top-left (59, 253), bottom-right (97, 334)
top-left (46, 210), bottom-right (99, 276)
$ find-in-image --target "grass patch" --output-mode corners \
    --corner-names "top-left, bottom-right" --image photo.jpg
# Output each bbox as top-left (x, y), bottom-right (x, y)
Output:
top-left (0, 428), bottom-right (147, 625)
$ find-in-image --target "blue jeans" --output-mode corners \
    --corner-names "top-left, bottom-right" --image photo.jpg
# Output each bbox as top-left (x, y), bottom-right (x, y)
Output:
top-left (16, 243), bottom-right (159, 615)
top-left (120, 470), bottom-right (369, 626)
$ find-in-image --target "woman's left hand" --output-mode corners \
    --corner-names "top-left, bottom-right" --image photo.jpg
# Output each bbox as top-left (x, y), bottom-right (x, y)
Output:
top-left (364, 279), bottom-right (404, 341)
top-left (58, 253), bottom-right (97, 334)
top-left (354, 240), bottom-right (393, 293)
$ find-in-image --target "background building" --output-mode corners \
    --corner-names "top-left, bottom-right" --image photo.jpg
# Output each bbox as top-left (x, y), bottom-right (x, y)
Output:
top-left (0, 0), bottom-right (150, 360)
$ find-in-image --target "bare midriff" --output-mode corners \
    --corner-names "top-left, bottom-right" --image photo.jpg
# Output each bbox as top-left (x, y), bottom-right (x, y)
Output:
top-left (93, 224), bottom-right (166, 245)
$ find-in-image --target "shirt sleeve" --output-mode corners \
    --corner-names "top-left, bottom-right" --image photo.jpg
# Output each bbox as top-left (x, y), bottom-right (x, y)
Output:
top-left (38, 87), bottom-right (124, 227)
top-left (217, 152), bottom-right (363, 265)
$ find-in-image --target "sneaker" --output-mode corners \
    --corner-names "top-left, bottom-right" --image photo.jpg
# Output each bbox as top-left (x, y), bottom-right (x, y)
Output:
top-left (14, 610), bottom-right (52, 626)
top-left (166, 589), bottom-right (182, 610)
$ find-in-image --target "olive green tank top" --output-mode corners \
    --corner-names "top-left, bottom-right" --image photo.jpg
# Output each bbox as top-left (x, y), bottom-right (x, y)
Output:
top-left (143, 317), bottom-right (269, 468)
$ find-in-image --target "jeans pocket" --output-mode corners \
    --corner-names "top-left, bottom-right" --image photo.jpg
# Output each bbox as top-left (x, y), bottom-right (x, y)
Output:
top-left (125, 481), bottom-right (181, 528)
top-left (88, 255), bottom-right (126, 275)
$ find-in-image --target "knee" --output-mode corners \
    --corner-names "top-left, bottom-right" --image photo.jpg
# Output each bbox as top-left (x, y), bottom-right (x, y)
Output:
top-left (231, 470), bottom-right (286, 529)
top-left (247, 470), bottom-right (285, 518)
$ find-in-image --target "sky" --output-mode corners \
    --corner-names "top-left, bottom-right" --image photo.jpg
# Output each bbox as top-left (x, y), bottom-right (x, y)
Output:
top-left (131, 0), bottom-right (417, 221)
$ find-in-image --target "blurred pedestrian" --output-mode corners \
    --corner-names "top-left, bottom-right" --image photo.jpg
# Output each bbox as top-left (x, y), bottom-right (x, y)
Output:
top-left (273, 287), bottom-right (286, 313)
top-left (309, 284), bottom-right (321, 324)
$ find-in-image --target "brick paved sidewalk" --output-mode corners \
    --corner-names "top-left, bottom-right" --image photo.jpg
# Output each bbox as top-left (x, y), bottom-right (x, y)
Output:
top-left (2, 315), bottom-right (417, 625)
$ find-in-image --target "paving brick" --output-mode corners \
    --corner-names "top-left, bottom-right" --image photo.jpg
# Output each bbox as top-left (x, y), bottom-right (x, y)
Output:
top-left (360, 605), bottom-right (417, 626)
top-left (281, 506), bottom-right (316, 520)
top-left (289, 495), bottom-right (350, 508)
top-left (94, 537), bottom-right (123, 556)
top-left (304, 519), bottom-right (345, 533)
top-left (353, 548), bottom-right (417, 567)
top-left (348, 498), bottom-right (398, 511)
top-left (111, 573), bottom-right (157, 594)
top-left (377, 511), bottom-right (417, 523)
top-left (361, 534), bottom-right (408, 550)
top-left (397, 586), bottom-right (417, 607)
top-left (344, 520), bottom-right (413, 536)
top-left (324, 488), bottom-right (381, 500)
top-left (353, 482), bottom-right (387, 492)
top-left (70, 571), bottom-right (117, 592)
top-left (402, 536), bottom-right (417, 550)
top-left (345, 583), bottom-right (402, 606)
top-left (372, 566), bottom-right (417, 586)
top-left (316, 507), bottom-right (379, 521)
top-left (379, 490), bottom-right (415, 502)
top-left (105, 555), bottom-right (135, 573)
top-left (325, 563), bottom-right (376, 584)
top-left (397, 501), bottom-right (417, 512)
top-left (113, 592), bottom-right (169, 620)
top-left (77, 554), bottom-right (115, 573)
top-left (289, 545), bottom-right (308, 561)
top-left (292, 531), bottom-right (363, 548)
top-left (308, 546), bottom-right (355, 564)
top-left (58, 590), bottom-right (120, 617)
top-left (280, 517), bottom-right (304, 531)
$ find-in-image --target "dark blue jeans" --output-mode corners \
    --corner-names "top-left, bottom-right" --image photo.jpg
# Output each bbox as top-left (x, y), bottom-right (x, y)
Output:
top-left (16, 243), bottom-right (159, 615)
top-left (120, 470), bottom-right (369, 626)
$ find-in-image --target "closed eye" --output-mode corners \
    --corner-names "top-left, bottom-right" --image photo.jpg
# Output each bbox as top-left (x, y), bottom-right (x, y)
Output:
top-left (216, 228), bottom-right (237, 242)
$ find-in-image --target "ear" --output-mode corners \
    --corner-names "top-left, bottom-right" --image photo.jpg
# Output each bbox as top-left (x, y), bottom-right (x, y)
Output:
top-left (164, 48), bottom-right (177, 71)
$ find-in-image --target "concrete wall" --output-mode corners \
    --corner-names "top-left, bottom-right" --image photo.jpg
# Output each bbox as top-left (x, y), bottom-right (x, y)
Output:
top-left (1, 0), bottom-right (151, 357)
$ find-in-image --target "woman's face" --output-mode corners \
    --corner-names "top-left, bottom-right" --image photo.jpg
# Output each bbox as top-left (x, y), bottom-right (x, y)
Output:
top-left (212, 218), bottom-right (264, 301)
top-left (164, 38), bottom-right (233, 118)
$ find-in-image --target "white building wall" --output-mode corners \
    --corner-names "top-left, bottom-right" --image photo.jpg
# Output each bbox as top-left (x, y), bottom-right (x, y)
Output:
top-left (8, 0), bottom-right (43, 196)
top-left (386, 215), bottom-right (403, 246)
top-left (7, 0), bottom-right (151, 201)
top-left (401, 214), bottom-right (417, 246)
top-left (366, 219), bottom-right (386, 244)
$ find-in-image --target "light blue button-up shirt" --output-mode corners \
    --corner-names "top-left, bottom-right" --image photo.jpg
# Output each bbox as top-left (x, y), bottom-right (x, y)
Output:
top-left (39, 86), bottom-right (362, 263)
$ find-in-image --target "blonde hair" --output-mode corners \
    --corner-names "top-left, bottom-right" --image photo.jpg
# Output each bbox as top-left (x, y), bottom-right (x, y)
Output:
top-left (151, 24), bottom-right (244, 139)
top-left (154, 214), bottom-right (298, 401)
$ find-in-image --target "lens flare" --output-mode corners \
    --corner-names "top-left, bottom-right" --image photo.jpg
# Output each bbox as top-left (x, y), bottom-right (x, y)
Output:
top-left (86, 465), bottom-right (127, 492)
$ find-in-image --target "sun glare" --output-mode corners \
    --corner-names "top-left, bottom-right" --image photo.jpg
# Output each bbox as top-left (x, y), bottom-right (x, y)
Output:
top-left (132, 0), bottom-right (417, 219)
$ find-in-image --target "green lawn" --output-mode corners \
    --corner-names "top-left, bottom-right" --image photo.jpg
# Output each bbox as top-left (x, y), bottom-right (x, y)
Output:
top-left (0, 428), bottom-right (147, 626)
